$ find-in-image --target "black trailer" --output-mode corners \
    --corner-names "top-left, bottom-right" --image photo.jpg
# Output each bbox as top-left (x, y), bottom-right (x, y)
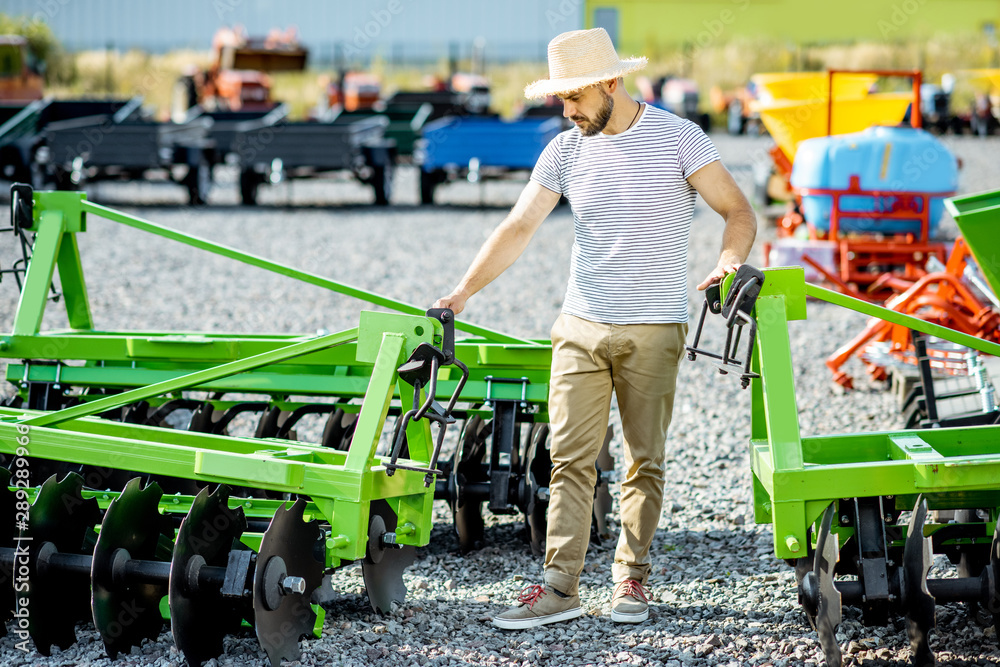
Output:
top-left (233, 113), bottom-right (396, 205)
top-left (383, 89), bottom-right (493, 121)
top-left (182, 104), bottom-right (289, 165)
top-left (37, 98), bottom-right (215, 204)
top-left (0, 103), bottom-right (29, 128)
top-left (326, 103), bottom-right (432, 160)
top-left (0, 98), bottom-right (143, 188)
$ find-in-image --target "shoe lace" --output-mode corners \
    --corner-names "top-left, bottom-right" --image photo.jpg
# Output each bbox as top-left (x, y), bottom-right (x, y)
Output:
top-left (615, 579), bottom-right (649, 603)
top-left (516, 584), bottom-right (547, 609)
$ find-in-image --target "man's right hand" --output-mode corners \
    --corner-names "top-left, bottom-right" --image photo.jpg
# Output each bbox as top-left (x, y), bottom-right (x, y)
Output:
top-left (433, 293), bottom-right (467, 315)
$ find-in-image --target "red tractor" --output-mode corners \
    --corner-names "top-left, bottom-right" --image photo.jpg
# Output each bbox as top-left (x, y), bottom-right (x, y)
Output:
top-left (175, 26), bottom-right (307, 114)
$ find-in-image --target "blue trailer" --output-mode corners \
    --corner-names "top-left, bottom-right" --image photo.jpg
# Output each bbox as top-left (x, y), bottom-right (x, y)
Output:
top-left (415, 116), bottom-right (562, 204)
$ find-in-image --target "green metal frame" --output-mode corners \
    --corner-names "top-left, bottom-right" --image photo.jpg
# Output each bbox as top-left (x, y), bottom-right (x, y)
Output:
top-left (0, 189), bottom-right (562, 573)
top-left (1, 191), bottom-right (553, 415)
top-left (741, 267), bottom-right (1000, 559)
top-left (0, 310), bottom-right (444, 566)
top-left (0, 189), bottom-right (557, 654)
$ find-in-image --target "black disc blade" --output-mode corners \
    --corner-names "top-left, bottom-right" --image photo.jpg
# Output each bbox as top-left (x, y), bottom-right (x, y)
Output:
top-left (524, 423), bottom-right (551, 558)
top-left (593, 425), bottom-right (615, 541)
top-left (991, 513), bottom-right (1000, 634)
top-left (811, 504), bottom-right (843, 667)
top-left (321, 408), bottom-right (358, 451)
top-left (254, 499), bottom-right (324, 666)
top-left (451, 416), bottom-right (488, 553)
top-left (254, 406), bottom-right (283, 439)
top-left (27, 472), bottom-right (101, 655)
top-left (91, 478), bottom-right (170, 659)
top-left (362, 499), bottom-right (416, 614)
top-left (170, 485), bottom-right (248, 667)
top-left (902, 496), bottom-right (937, 667)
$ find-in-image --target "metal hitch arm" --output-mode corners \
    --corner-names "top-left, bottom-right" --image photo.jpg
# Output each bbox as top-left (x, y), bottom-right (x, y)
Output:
top-left (386, 308), bottom-right (470, 486)
top-left (685, 265), bottom-right (765, 388)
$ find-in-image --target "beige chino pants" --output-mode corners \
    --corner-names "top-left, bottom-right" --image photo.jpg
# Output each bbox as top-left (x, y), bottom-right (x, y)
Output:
top-left (542, 313), bottom-right (687, 596)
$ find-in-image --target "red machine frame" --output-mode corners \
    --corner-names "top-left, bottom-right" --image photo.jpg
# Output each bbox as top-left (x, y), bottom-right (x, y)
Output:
top-left (825, 237), bottom-right (1000, 388)
top-left (764, 69), bottom-right (955, 299)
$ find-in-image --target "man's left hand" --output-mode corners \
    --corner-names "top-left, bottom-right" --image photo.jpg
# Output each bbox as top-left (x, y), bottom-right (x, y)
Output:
top-left (697, 262), bottom-right (741, 291)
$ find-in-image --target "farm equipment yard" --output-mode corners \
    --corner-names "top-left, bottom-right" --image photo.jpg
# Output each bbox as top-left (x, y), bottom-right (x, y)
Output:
top-left (1, 130), bottom-right (999, 667)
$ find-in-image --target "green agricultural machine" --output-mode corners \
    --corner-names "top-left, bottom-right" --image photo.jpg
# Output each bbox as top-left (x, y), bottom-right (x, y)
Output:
top-left (0, 185), bottom-right (615, 665)
top-left (688, 248), bottom-right (1000, 665)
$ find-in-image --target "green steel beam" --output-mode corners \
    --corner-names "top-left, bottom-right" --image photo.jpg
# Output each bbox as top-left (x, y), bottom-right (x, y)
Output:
top-left (755, 296), bottom-right (803, 472)
top-left (0, 417), bottom-right (432, 528)
top-left (0, 334), bottom-right (553, 375)
top-left (12, 327), bottom-right (360, 427)
top-left (12, 209), bottom-right (64, 336)
top-left (752, 441), bottom-right (1000, 499)
top-left (78, 198), bottom-right (535, 346)
top-left (5, 362), bottom-right (552, 405)
top-left (55, 231), bottom-right (94, 330)
top-left (346, 332), bottom-right (405, 473)
top-left (805, 282), bottom-right (1000, 357)
top-left (8, 485), bottom-right (320, 524)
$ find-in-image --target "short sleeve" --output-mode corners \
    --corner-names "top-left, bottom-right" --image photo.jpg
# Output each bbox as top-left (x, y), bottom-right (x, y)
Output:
top-left (530, 134), bottom-right (564, 194)
top-left (676, 120), bottom-right (720, 179)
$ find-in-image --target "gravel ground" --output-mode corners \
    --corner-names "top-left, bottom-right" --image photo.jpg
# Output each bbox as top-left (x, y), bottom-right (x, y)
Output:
top-left (1, 132), bottom-right (999, 666)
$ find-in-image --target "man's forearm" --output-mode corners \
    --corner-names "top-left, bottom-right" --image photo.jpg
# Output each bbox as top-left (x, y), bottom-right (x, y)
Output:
top-left (718, 207), bottom-right (757, 265)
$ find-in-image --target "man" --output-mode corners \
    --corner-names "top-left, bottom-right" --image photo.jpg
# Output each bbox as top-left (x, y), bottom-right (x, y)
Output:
top-left (433, 28), bottom-right (756, 629)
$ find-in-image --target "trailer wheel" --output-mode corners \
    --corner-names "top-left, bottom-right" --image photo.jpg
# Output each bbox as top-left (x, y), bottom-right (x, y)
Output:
top-left (0, 146), bottom-right (29, 184)
top-left (53, 167), bottom-right (75, 191)
top-left (698, 112), bottom-right (712, 133)
top-left (240, 169), bottom-right (259, 206)
top-left (420, 170), bottom-right (439, 205)
top-left (371, 163), bottom-right (393, 206)
top-left (972, 114), bottom-right (985, 137)
top-left (29, 160), bottom-right (50, 190)
top-left (185, 160), bottom-right (212, 206)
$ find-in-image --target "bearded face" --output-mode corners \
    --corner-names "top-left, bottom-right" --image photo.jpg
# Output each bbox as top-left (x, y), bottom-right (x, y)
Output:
top-left (570, 88), bottom-right (614, 136)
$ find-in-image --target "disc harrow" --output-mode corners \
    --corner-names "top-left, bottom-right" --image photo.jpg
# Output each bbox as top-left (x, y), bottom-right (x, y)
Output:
top-left (0, 185), bottom-right (617, 662)
top-left (688, 264), bottom-right (1000, 665)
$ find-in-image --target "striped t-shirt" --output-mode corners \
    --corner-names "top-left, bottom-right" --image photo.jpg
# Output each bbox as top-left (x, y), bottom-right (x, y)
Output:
top-left (530, 104), bottom-right (720, 324)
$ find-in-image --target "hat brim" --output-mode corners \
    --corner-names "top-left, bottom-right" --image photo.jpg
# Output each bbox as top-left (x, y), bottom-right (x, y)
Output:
top-left (524, 57), bottom-right (648, 99)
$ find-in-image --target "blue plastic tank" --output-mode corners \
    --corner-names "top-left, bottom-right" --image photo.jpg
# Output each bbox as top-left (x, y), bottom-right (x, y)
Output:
top-left (790, 125), bottom-right (958, 236)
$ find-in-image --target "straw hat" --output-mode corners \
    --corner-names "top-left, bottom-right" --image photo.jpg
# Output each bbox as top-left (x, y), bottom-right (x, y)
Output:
top-left (524, 28), bottom-right (647, 99)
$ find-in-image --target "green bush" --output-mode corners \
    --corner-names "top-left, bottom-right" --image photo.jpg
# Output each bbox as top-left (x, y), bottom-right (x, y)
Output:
top-left (0, 12), bottom-right (75, 86)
